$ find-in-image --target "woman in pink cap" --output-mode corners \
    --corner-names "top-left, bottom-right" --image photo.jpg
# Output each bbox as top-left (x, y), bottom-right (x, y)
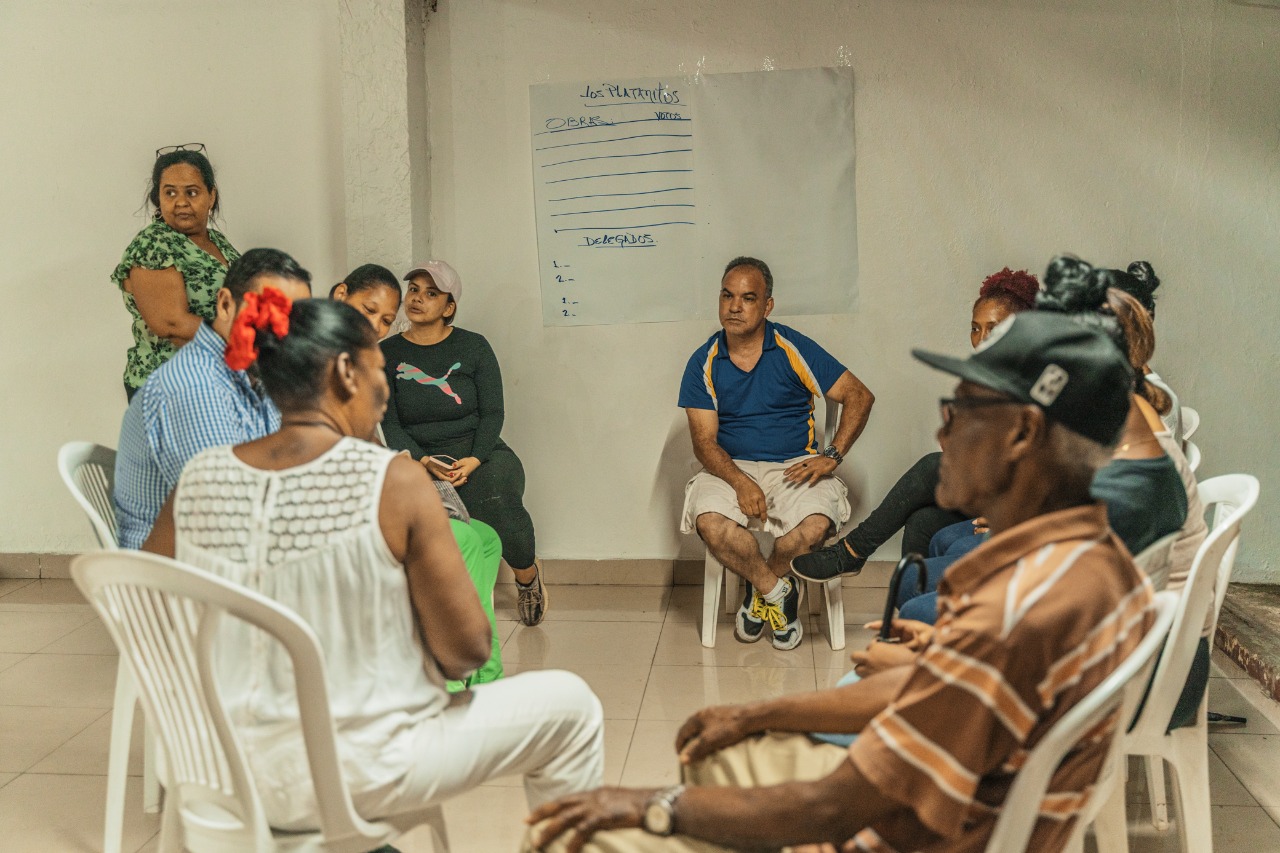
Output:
top-left (380, 260), bottom-right (548, 626)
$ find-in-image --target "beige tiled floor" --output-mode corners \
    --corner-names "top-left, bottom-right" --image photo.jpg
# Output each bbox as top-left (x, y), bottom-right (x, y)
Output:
top-left (3, 578), bottom-right (1280, 851)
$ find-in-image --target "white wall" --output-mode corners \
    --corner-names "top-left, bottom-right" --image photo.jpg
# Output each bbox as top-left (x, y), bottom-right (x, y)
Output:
top-left (421, 0), bottom-right (1280, 577)
top-left (4, 0), bottom-right (1278, 582)
top-left (0, 0), bottom-right (347, 553)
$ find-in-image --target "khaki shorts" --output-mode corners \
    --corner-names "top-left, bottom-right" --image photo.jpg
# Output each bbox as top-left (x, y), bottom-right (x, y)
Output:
top-left (523, 733), bottom-right (850, 853)
top-left (680, 457), bottom-right (850, 540)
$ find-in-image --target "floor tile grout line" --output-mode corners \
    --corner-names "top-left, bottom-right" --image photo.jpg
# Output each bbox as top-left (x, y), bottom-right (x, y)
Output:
top-left (6, 707), bottom-right (111, 776)
top-left (1207, 742), bottom-right (1265, 809)
top-left (0, 579), bottom-right (37, 600)
top-left (17, 769), bottom-right (147, 778)
top-left (0, 703), bottom-right (116, 709)
top-left (132, 829), bottom-right (161, 853)
top-left (0, 652), bottom-right (33, 674)
top-left (614, 690), bottom-right (645, 784)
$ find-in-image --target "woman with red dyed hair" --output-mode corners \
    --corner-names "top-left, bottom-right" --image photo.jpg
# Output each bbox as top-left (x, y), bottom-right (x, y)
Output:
top-left (791, 267), bottom-right (1040, 583)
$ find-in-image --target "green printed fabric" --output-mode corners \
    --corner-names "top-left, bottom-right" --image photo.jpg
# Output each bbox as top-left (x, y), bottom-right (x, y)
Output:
top-left (111, 220), bottom-right (239, 389)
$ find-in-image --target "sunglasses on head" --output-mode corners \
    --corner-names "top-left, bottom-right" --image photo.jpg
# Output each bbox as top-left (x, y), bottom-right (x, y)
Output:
top-left (155, 142), bottom-right (207, 158)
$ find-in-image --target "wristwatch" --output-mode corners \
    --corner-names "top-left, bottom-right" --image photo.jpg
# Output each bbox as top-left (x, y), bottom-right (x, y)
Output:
top-left (822, 445), bottom-right (844, 465)
top-left (642, 784), bottom-right (685, 836)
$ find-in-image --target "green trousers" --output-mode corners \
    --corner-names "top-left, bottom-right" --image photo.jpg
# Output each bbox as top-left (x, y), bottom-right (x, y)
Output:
top-left (447, 518), bottom-right (504, 691)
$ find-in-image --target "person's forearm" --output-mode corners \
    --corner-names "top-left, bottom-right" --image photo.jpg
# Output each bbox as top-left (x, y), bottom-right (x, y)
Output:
top-left (692, 438), bottom-right (752, 489)
top-left (470, 343), bottom-right (505, 462)
top-left (831, 384), bottom-right (874, 456)
top-left (470, 411), bottom-right (503, 462)
top-left (746, 667), bottom-right (910, 734)
top-left (380, 392), bottom-right (429, 459)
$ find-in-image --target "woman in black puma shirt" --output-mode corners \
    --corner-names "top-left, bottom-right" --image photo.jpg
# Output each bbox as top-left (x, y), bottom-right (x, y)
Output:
top-left (380, 261), bottom-right (547, 626)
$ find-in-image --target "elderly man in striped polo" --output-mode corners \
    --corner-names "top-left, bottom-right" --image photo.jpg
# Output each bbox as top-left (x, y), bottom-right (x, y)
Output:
top-left (525, 311), bottom-right (1155, 853)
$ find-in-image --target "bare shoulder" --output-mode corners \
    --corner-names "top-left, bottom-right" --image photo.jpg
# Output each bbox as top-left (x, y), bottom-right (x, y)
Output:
top-left (383, 453), bottom-right (431, 496)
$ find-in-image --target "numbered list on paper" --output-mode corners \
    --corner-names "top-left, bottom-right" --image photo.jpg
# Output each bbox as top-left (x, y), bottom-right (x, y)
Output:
top-left (529, 78), bottom-right (698, 326)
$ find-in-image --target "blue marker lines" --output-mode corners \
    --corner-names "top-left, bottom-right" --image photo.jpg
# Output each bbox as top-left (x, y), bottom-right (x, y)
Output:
top-left (535, 117), bottom-right (691, 136)
top-left (549, 187), bottom-right (692, 203)
top-left (553, 222), bottom-right (694, 232)
top-left (547, 169), bottom-right (693, 185)
top-left (543, 148), bottom-right (692, 168)
top-left (535, 133), bottom-right (692, 152)
top-left (551, 203), bottom-right (695, 217)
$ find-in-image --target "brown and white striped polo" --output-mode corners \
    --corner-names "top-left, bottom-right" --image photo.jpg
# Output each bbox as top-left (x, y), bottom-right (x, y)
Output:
top-left (845, 503), bottom-right (1155, 853)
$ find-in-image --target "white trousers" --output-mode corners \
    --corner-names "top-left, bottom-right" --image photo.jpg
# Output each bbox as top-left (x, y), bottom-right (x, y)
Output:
top-left (358, 669), bottom-right (605, 818)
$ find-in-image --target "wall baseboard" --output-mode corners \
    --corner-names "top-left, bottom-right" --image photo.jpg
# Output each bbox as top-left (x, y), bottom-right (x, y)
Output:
top-left (0, 553), bottom-right (72, 580)
top-left (3, 552), bottom-right (894, 595)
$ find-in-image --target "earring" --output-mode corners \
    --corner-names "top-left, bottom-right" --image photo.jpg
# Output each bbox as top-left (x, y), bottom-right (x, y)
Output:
top-left (153, 209), bottom-right (163, 221)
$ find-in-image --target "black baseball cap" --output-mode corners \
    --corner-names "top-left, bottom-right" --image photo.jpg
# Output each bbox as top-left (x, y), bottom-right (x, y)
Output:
top-left (912, 312), bottom-right (1134, 445)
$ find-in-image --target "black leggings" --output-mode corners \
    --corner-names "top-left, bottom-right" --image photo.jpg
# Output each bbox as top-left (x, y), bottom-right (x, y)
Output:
top-left (456, 445), bottom-right (537, 570)
top-left (843, 452), bottom-right (967, 559)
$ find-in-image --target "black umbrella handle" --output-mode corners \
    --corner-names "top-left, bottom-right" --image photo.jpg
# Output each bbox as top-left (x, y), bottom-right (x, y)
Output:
top-left (880, 553), bottom-right (928, 642)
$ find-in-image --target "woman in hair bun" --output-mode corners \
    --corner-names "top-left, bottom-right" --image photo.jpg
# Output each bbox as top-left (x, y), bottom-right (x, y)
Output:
top-left (1037, 256), bottom-right (1210, 729)
top-left (143, 295), bottom-right (603, 832)
top-left (792, 267), bottom-right (1040, 584)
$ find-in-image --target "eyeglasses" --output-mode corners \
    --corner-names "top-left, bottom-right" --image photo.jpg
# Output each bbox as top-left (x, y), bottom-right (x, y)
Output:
top-left (155, 143), bottom-right (207, 158)
top-left (939, 396), bottom-right (1024, 428)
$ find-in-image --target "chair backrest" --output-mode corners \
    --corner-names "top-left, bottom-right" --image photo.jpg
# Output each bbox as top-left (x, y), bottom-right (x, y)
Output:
top-left (72, 550), bottom-right (389, 853)
top-left (1132, 531), bottom-right (1180, 591)
top-left (985, 590), bottom-right (1178, 852)
top-left (58, 441), bottom-right (119, 549)
top-left (1200, 475), bottom-right (1260, 627)
top-left (1129, 474), bottom-right (1258, 736)
top-left (821, 399), bottom-right (840, 448)
top-left (1180, 406), bottom-right (1200, 442)
top-left (1185, 440), bottom-right (1202, 474)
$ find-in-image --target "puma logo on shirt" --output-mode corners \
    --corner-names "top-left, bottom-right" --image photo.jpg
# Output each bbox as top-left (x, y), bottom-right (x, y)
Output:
top-left (396, 362), bottom-right (463, 404)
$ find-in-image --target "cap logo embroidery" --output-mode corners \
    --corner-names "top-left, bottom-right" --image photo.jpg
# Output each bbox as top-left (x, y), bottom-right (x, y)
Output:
top-left (974, 315), bottom-right (1015, 353)
top-left (1031, 364), bottom-right (1069, 406)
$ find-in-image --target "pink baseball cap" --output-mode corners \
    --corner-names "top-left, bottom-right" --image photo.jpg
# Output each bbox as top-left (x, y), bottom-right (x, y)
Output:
top-left (403, 260), bottom-right (462, 303)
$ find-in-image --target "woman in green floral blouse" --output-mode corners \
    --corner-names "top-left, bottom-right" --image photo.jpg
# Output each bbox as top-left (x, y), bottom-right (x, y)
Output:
top-left (112, 147), bottom-right (240, 399)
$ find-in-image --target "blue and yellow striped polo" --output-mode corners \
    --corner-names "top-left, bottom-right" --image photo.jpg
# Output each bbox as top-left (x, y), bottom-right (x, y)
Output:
top-left (678, 320), bottom-right (847, 462)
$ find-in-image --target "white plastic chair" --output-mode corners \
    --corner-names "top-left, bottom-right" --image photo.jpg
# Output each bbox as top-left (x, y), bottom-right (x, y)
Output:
top-left (1180, 406), bottom-right (1200, 445)
top-left (985, 590), bottom-right (1178, 853)
top-left (1133, 531), bottom-right (1180, 592)
top-left (57, 441), bottom-right (161, 853)
top-left (1093, 474), bottom-right (1259, 853)
top-left (701, 402), bottom-right (846, 649)
top-left (1184, 440), bottom-right (1201, 474)
top-left (72, 550), bottom-right (451, 853)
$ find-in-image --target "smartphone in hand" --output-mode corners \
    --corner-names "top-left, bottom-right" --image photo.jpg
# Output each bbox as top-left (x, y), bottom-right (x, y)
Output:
top-left (429, 454), bottom-right (459, 468)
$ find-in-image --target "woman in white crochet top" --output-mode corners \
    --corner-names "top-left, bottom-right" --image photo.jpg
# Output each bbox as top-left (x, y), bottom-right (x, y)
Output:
top-left (144, 291), bottom-right (603, 832)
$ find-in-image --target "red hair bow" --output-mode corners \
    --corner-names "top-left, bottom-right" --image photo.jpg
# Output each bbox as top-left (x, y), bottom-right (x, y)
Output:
top-left (224, 286), bottom-right (293, 371)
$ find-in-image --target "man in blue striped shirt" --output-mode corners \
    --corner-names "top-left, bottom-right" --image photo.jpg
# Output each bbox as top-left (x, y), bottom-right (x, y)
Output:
top-left (114, 249), bottom-right (313, 550)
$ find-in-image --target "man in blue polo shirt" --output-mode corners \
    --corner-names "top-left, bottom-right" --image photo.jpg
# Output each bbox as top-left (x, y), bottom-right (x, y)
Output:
top-left (679, 257), bottom-right (874, 650)
top-left (114, 249), bottom-right (313, 549)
